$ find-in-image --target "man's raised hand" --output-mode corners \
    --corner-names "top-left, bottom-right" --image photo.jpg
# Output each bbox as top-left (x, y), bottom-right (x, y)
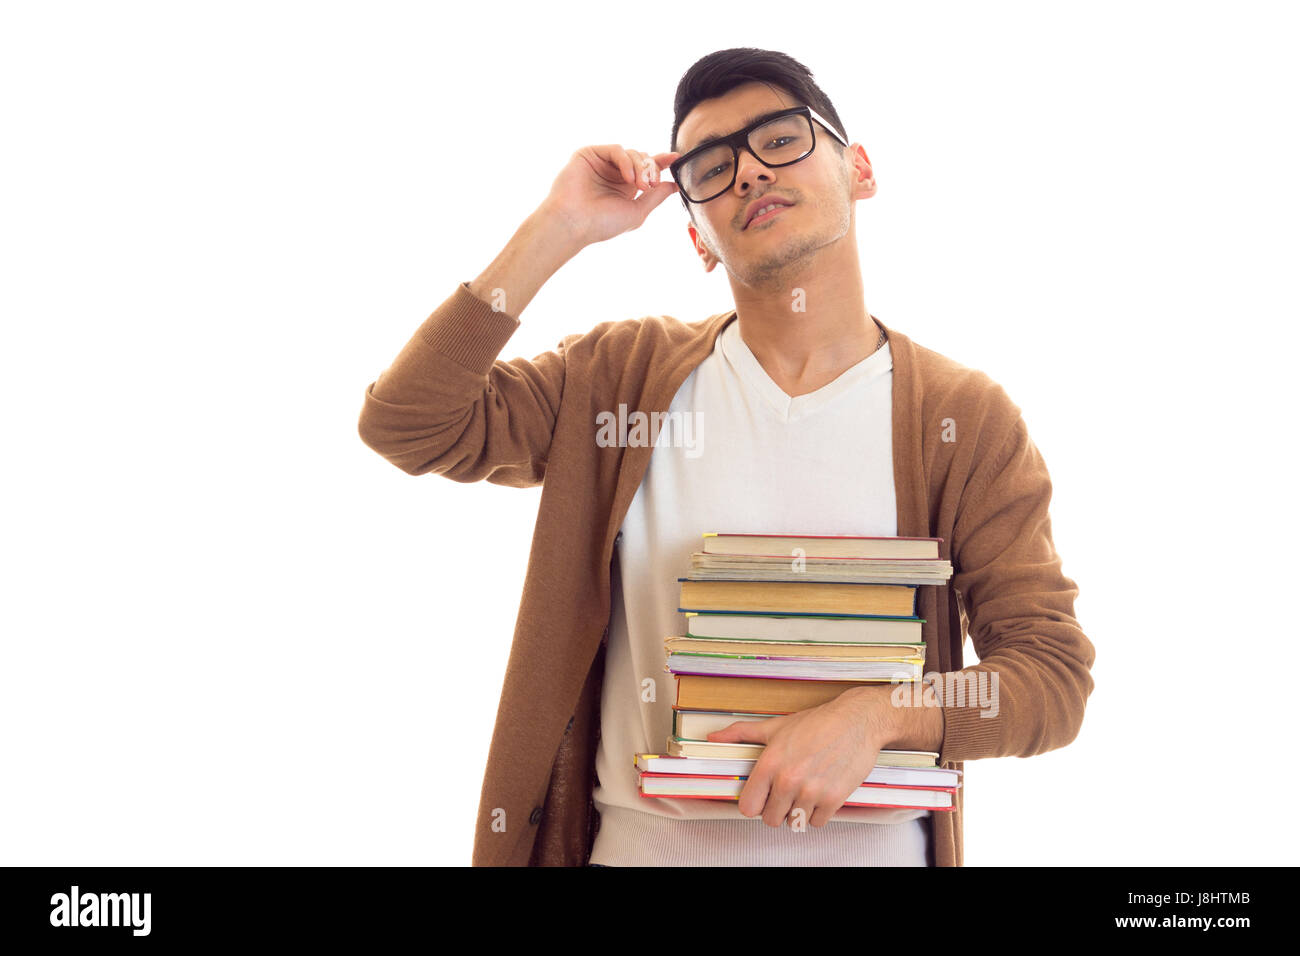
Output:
top-left (540, 145), bottom-right (681, 248)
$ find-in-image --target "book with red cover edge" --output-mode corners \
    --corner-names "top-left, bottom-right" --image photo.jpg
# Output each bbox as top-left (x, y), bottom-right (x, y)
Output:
top-left (638, 772), bottom-right (956, 812)
top-left (637, 754), bottom-right (962, 786)
top-left (639, 771), bottom-right (956, 793)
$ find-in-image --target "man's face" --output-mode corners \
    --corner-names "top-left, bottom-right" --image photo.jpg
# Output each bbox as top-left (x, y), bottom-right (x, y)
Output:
top-left (674, 81), bottom-right (874, 285)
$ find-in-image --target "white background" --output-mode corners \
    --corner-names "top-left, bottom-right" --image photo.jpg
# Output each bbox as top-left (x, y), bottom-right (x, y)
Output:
top-left (3, 0), bottom-right (1296, 866)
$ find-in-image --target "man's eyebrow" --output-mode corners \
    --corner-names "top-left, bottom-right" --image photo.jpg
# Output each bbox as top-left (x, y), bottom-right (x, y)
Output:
top-left (681, 109), bottom-right (791, 154)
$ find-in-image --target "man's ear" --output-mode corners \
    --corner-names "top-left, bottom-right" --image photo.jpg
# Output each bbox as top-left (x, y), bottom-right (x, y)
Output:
top-left (850, 143), bottom-right (876, 199)
top-left (687, 221), bottom-right (719, 273)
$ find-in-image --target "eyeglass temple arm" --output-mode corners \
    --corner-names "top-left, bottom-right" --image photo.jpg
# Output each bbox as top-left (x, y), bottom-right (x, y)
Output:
top-left (807, 106), bottom-right (850, 147)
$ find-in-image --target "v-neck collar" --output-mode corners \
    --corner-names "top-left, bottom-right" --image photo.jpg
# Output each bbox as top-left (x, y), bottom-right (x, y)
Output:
top-left (604, 307), bottom-right (927, 574)
top-left (718, 315), bottom-right (892, 422)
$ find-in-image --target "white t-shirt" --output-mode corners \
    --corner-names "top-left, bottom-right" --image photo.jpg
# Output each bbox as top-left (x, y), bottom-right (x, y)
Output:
top-left (588, 315), bottom-right (931, 866)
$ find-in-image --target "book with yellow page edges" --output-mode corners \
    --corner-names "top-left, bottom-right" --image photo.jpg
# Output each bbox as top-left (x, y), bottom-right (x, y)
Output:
top-left (634, 531), bottom-right (960, 813)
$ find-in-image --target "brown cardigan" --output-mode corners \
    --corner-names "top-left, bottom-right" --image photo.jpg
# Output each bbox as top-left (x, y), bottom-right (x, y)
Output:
top-left (357, 281), bottom-right (1096, 866)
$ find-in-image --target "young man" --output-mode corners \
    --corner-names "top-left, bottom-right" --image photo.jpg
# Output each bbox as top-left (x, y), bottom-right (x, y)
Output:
top-left (357, 48), bottom-right (1095, 866)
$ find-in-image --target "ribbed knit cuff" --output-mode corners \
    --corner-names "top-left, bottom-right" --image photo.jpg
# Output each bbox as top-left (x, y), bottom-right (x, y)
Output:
top-left (938, 673), bottom-right (1003, 765)
top-left (415, 281), bottom-right (522, 376)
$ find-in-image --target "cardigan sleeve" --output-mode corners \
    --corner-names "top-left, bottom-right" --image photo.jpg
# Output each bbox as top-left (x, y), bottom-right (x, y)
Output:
top-left (937, 415), bottom-right (1096, 764)
top-left (357, 282), bottom-right (570, 488)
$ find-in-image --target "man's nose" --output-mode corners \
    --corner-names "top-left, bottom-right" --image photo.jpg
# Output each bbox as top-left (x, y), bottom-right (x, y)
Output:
top-left (733, 147), bottom-right (774, 194)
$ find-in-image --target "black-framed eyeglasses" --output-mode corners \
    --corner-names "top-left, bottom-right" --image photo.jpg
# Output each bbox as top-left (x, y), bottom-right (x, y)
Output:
top-left (670, 105), bottom-right (850, 204)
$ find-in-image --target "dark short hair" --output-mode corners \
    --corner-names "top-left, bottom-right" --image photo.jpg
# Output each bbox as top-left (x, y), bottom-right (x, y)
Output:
top-left (670, 48), bottom-right (850, 213)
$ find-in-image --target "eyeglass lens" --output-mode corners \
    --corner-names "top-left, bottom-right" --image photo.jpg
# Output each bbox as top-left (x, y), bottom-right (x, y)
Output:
top-left (678, 113), bottom-right (814, 202)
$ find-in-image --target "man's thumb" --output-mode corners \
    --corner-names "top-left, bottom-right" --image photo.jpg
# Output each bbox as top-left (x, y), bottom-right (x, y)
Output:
top-left (637, 179), bottom-right (679, 213)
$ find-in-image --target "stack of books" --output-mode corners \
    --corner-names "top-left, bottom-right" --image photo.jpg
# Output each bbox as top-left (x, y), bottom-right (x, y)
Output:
top-left (635, 532), bottom-right (962, 813)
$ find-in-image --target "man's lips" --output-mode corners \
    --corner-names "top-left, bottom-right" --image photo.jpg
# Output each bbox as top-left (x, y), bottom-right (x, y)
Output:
top-left (744, 198), bottom-right (794, 229)
top-left (747, 205), bottom-right (790, 229)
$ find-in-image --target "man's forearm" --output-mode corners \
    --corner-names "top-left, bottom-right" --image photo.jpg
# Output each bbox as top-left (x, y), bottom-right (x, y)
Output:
top-left (466, 203), bottom-right (586, 319)
top-left (843, 683), bottom-right (945, 752)
top-left (887, 694), bottom-right (945, 752)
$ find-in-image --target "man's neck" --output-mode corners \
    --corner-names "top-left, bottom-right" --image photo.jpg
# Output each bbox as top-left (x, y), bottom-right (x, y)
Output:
top-left (728, 243), bottom-right (879, 399)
